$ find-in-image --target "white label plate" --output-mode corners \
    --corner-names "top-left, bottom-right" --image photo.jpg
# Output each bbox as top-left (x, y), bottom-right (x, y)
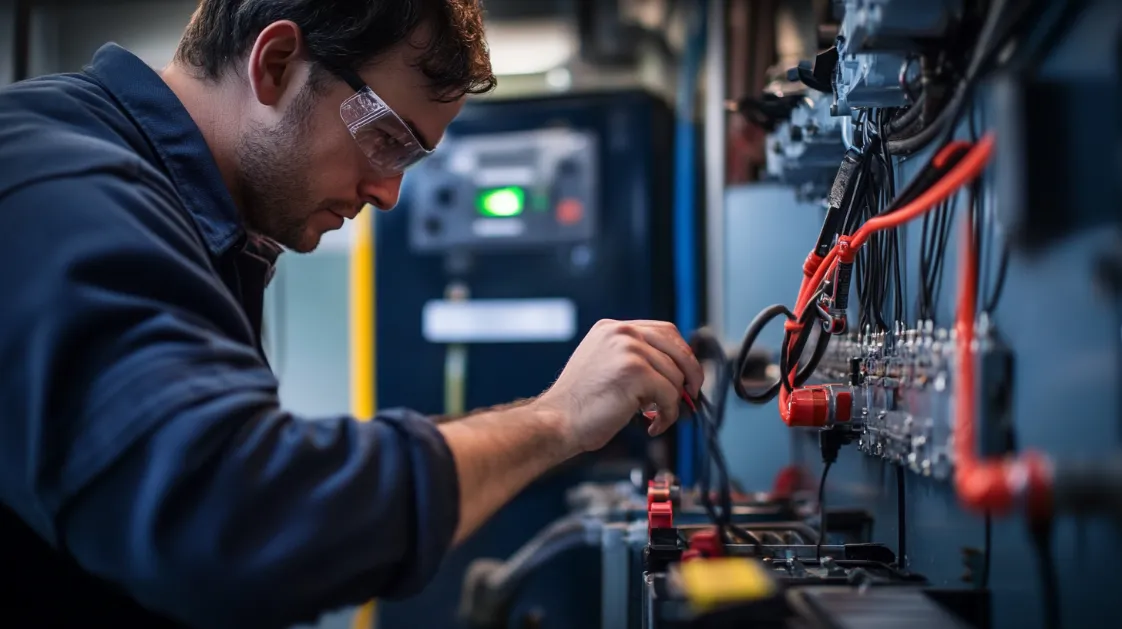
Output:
top-left (422, 298), bottom-right (577, 343)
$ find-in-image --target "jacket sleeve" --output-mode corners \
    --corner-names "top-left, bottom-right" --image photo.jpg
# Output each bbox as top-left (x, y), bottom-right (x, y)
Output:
top-left (0, 174), bottom-right (460, 629)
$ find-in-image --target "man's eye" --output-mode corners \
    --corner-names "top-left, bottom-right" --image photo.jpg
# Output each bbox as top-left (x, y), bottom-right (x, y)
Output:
top-left (355, 127), bottom-right (392, 146)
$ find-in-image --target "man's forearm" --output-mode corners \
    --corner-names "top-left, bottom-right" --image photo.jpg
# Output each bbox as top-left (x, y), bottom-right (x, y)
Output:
top-left (438, 399), bottom-right (576, 544)
top-left (429, 398), bottom-right (533, 424)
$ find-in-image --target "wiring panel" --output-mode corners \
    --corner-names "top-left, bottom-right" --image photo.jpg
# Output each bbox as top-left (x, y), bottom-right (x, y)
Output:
top-left (739, 0), bottom-right (1006, 482)
top-left (682, 1), bottom-right (1120, 628)
top-left (818, 325), bottom-right (957, 478)
top-left (813, 321), bottom-right (1010, 479)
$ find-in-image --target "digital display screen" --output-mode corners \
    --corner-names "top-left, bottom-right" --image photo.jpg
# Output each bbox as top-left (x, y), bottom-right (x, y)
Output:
top-left (476, 186), bottom-right (526, 217)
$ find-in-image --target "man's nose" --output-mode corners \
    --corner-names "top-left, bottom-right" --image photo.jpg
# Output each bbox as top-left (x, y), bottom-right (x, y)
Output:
top-left (360, 174), bottom-right (404, 210)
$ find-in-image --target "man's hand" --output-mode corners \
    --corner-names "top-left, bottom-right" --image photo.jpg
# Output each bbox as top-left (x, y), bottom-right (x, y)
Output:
top-left (535, 319), bottom-right (705, 452)
top-left (438, 319), bottom-right (703, 544)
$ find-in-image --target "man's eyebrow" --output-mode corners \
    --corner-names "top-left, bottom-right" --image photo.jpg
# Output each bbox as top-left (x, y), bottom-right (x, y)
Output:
top-left (401, 117), bottom-right (434, 151)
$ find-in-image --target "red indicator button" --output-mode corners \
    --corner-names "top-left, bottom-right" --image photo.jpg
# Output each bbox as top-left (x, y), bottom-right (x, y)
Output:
top-left (556, 198), bottom-right (583, 225)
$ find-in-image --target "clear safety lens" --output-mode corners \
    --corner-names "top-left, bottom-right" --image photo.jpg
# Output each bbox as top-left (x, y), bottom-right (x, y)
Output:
top-left (339, 86), bottom-right (432, 177)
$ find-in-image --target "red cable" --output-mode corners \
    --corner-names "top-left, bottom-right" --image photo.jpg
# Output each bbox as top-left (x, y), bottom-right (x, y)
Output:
top-left (952, 205), bottom-right (1053, 518)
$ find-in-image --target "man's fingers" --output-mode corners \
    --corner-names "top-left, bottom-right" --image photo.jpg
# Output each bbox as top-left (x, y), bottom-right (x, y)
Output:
top-left (635, 323), bottom-right (705, 397)
top-left (635, 340), bottom-right (686, 393)
top-left (644, 376), bottom-right (682, 436)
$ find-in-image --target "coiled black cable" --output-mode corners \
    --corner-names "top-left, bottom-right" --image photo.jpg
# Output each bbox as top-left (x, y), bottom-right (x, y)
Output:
top-left (729, 286), bottom-right (833, 404)
top-left (733, 304), bottom-right (795, 403)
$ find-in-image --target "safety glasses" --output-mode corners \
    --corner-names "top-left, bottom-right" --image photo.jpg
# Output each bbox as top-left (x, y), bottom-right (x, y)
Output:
top-left (333, 68), bottom-right (434, 177)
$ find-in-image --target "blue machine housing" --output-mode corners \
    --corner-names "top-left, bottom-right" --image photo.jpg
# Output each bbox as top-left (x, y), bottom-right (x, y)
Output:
top-left (374, 89), bottom-right (678, 629)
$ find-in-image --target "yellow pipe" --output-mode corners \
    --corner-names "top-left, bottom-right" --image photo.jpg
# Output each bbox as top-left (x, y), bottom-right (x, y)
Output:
top-left (349, 207), bottom-right (377, 629)
top-left (350, 208), bottom-right (376, 421)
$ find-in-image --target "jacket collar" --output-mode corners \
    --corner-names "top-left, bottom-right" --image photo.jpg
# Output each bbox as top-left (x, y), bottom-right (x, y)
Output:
top-left (84, 43), bottom-right (252, 259)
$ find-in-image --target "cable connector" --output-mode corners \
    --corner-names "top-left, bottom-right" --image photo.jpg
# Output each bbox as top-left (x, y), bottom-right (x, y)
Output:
top-left (682, 527), bottom-right (725, 562)
top-left (649, 502), bottom-right (674, 531)
top-left (837, 235), bottom-right (857, 264)
top-left (786, 385), bottom-right (855, 428)
top-left (817, 258), bottom-right (854, 335)
top-left (819, 426), bottom-right (858, 465)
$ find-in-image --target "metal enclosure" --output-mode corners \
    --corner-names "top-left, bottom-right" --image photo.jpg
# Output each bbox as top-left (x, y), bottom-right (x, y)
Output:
top-left (374, 90), bottom-right (676, 629)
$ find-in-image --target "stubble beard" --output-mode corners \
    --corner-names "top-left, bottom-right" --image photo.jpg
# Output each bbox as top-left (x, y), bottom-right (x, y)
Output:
top-left (236, 88), bottom-right (319, 253)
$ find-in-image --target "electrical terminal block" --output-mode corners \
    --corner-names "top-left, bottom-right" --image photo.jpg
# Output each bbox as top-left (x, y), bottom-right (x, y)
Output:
top-left (813, 320), bottom-right (1005, 479)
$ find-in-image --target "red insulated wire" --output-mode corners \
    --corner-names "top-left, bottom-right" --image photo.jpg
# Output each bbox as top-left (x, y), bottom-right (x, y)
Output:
top-left (952, 204), bottom-right (1053, 517)
top-left (681, 390), bottom-right (697, 413)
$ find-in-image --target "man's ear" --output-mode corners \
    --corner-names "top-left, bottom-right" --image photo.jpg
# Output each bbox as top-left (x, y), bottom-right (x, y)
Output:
top-left (246, 20), bottom-right (305, 107)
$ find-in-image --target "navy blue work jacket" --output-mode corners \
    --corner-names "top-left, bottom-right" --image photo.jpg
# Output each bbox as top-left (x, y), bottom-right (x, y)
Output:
top-left (0, 44), bottom-right (459, 629)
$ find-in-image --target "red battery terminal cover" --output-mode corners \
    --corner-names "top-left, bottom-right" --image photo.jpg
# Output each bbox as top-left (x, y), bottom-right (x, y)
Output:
top-left (648, 501), bottom-right (674, 531)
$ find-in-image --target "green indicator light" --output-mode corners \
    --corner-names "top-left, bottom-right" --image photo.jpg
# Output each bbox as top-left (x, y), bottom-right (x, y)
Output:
top-left (477, 186), bottom-right (525, 217)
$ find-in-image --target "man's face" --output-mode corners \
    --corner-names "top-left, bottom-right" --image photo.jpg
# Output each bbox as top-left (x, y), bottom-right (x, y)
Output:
top-left (237, 26), bottom-right (465, 253)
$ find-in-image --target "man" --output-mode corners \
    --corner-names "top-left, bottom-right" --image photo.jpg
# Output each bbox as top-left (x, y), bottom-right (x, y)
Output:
top-left (0, 1), bottom-right (702, 628)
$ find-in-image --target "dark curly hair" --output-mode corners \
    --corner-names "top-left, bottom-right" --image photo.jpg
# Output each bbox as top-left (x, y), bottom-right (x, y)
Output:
top-left (174, 0), bottom-right (496, 102)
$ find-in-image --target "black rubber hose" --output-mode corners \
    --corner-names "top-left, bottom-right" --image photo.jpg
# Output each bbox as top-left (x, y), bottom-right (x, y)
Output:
top-left (888, 0), bottom-right (1010, 155)
top-left (459, 519), bottom-right (595, 628)
top-left (884, 93), bottom-right (927, 136)
top-left (886, 86), bottom-right (965, 156)
top-left (733, 304), bottom-right (796, 403)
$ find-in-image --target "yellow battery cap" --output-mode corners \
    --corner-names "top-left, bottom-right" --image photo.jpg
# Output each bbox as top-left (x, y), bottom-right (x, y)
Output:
top-left (677, 557), bottom-right (778, 612)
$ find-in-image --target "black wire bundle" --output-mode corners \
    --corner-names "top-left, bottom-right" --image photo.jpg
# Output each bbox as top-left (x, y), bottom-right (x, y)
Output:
top-left (844, 112), bottom-right (906, 333)
top-left (883, 0), bottom-right (1077, 157)
top-left (883, 0), bottom-right (1008, 155)
top-left (917, 195), bottom-right (957, 323)
top-left (689, 329), bottom-right (765, 553)
top-left (966, 106), bottom-right (1010, 317)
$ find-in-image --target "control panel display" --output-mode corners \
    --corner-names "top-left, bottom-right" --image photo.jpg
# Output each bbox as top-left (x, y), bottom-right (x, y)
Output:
top-left (407, 127), bottom-right (599, 252)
